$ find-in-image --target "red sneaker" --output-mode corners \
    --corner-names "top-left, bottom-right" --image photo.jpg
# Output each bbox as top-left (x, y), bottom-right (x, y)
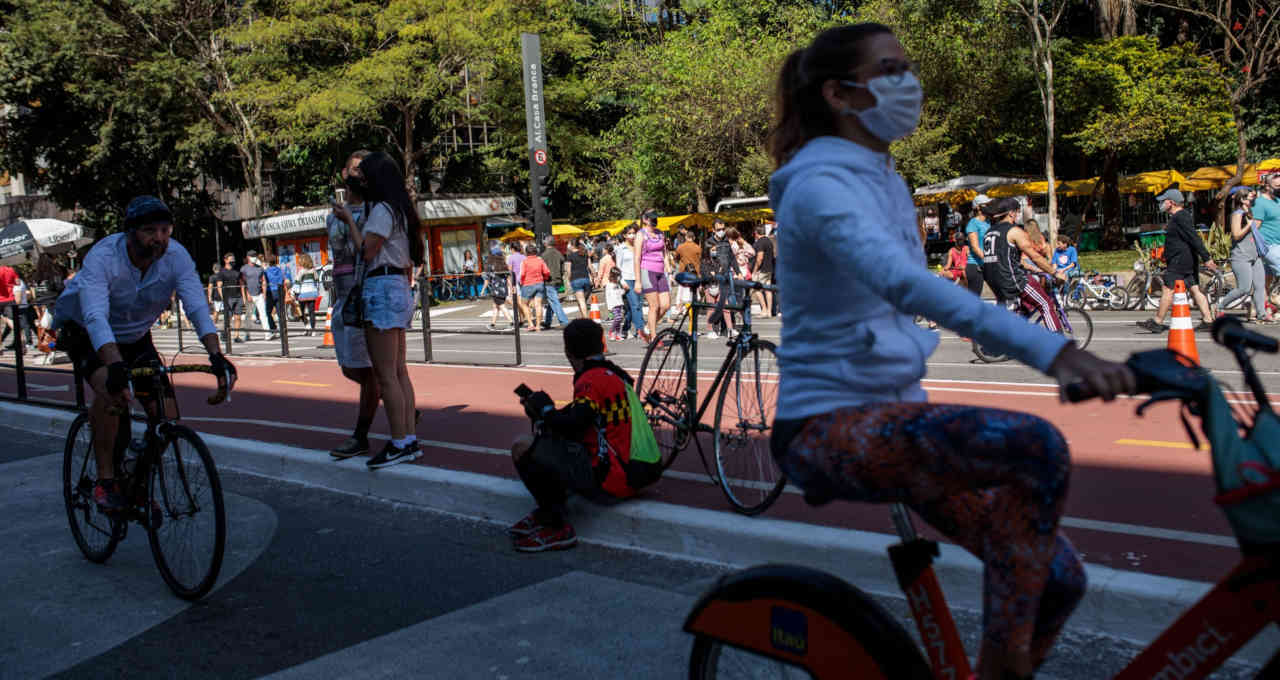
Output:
top-left (513, 523), bottom-right (578, 553)
top-left (507, 511), bottom-right (540, 538)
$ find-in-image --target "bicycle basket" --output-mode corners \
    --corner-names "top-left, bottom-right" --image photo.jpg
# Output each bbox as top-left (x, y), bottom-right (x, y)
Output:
top-left (1202, 383), bottom-right (1280, 548)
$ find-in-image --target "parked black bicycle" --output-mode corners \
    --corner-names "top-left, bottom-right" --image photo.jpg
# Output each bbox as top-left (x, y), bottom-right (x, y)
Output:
top-left (635, 272), bottom-right (785, 515)
top-left (63, 358), bottom-right (230, 600)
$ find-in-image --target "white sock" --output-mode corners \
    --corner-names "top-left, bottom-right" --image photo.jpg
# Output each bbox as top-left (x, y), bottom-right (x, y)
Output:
top-left (392, 436), bottom-right (412, 448)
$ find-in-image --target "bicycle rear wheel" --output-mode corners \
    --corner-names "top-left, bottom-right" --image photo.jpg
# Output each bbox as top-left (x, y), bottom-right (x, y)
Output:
top-left (637, 328), bottom-right (692, 469)
top-left (1061, 307), bottom-right (1093, 351)
top-left (689, 637), bottom-right (814, 679)
top-left (713, 339), bottom-right (785, 515)
top-left (63, 413), bottom-right (123, 563)
top-left (146, 425), bottom-right (226, 600)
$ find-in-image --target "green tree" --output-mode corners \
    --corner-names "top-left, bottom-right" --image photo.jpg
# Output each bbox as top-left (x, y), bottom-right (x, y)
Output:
top-left (0, 0), bottom-right (224, 250)
top-left (1058, 36), bottom-right (1235, 244)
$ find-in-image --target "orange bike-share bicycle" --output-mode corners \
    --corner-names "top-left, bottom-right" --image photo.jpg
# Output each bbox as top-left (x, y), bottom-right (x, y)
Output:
top-left (682, 317), bottom-right (1280, 679)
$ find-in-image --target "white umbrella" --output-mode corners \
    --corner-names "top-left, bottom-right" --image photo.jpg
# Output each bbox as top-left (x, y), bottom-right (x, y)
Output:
top-left (0, 218), bottom-right (93, 265)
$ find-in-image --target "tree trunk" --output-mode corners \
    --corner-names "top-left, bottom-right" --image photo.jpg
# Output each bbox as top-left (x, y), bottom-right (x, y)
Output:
top-left (403, 107), bottom-right (418, 202)
top-left (695, 185), bottom-right (709, 214)
top-left (1100, 152), bottom-right (1126, 249)
top-left (253, 148), bottom-right (269, 255)
top-left (1044, 53), bottom-right (1059, 248)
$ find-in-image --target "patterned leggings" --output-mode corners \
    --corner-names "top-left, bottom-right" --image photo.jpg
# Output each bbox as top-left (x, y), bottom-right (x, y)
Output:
top-left (773, 403), bottom-right (1087, 669)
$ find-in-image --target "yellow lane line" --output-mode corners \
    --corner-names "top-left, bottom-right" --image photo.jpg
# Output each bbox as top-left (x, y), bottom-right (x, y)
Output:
top-left (1115, 438), bottom-right (1209, 451)
top-left (272, 379), bottom-right (333, 388)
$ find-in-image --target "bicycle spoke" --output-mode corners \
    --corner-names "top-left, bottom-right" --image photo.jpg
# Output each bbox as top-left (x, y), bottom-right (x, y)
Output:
top-left (148, 427), bottom-right (225, 599)
top-left (714, 340), bottom-right (785, 514)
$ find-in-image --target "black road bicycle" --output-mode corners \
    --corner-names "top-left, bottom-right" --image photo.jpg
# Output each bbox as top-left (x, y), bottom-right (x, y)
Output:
top-left (636, 272), bottom-right (785, 515)
top-left (63, 359), bottom-right (230, 600)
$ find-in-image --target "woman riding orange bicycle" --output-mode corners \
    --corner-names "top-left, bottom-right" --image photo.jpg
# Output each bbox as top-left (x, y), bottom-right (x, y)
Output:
top-left (766, 25), bottom-right (1133, 679)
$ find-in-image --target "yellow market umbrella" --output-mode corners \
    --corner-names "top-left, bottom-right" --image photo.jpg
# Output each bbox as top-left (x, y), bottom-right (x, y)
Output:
top-left (499, 227), bottom-right (533, 242)
top-left (913, 189), bottom-right (977, 206)
top-left (1058, 178), bottom-right (1098, 196)
top-left (1117, 170), bottom-right (1187, 195)
top-left (551, 224), bottom-right (584, 236)
top-left (583, 219), bottom-right (633, 236)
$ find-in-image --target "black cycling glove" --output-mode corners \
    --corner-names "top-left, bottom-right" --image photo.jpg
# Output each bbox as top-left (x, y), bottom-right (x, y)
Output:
top-left (105, 361), bottom-right (129, 396)
top-left (209, 352), bottom-right (237, 382)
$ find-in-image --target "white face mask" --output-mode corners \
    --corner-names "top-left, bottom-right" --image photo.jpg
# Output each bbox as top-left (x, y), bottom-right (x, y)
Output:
top-left (840, 72), bottom-right (923, 143)
top-left (715, 230), bottom-right (725, 239)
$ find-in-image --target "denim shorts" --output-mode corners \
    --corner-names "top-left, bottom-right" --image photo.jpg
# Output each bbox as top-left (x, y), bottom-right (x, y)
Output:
top-left (362, 274), bottom-right (413, 330)
top-left (521, 283), bottom-right (545, 300)
top-left (570, 277), bottom-right (592, 293)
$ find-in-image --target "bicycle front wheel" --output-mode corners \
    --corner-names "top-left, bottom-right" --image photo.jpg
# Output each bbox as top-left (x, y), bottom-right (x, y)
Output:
top-left (713, 339), bottom-right (786, 515)
top-left (689, 637), bottom-right (814, 679)
top-left (637, 328), bottom-right (693, 469)
top-left (1061, 307), bottom-right (1093, 351)
top-left (1106, 286), bottom-right (1130, 311)
top-left (1144, 271), bottom-right (1164, 309)
top-left (146, 425), bottom-right (226, 600)
top-left (63, 413), bottom-right (122, 563)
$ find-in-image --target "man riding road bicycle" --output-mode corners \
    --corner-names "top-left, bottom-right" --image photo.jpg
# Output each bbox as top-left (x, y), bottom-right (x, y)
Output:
top-left (981, 198), bottom-right (1068, 331)
top-left (52, 196), bottom-right (237, 513)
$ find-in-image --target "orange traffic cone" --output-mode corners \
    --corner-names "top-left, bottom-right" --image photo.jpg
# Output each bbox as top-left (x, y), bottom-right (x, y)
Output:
top-left (588, 294), bottom-right (613, 355)
top-left (1168, 280), bottom-right (1199, 363)
top-left (320, 307), bottom-right (335, 348)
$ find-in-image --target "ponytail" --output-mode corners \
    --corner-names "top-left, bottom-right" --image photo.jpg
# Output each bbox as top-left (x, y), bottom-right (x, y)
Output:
top-left (767, 23), bottom-right (894, 169)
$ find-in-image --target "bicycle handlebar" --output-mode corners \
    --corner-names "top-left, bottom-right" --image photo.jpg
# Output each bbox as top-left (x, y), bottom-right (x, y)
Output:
top-left (674, 271), bottom-right (778, 294)
top-left (128, 364), bottom-right (231, 405)
top-left (1063, 316), bottom-right (1277, 405)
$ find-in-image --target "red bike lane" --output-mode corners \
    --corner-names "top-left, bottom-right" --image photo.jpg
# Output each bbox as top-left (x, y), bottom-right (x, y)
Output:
top-left (0, 357), bottom-right (1247, 583)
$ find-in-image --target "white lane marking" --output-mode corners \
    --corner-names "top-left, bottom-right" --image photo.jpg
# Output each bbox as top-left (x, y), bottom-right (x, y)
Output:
top-left (184, 415), bottom-right (1236, 548)
top-left (27, 384), bottom-right (69, 392)
top-left (429, 305), bottom-right (475, 318)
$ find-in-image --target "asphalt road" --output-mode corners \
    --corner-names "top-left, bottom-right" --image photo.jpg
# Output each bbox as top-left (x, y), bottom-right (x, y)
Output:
top-left (2, 423), bottom-right (1262, 680)
top-left (118, 299), bottom-right (1280, 381)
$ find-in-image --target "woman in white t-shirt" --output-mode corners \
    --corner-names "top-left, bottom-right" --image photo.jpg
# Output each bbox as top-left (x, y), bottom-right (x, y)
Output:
top-left (330, 151), bottom-right (425, 468)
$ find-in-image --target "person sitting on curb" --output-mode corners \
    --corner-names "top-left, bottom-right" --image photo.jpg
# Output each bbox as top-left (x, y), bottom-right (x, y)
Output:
top-left (508, 319), bottom-right (662, 552)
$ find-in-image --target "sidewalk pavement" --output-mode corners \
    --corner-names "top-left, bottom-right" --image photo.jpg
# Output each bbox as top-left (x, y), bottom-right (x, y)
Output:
top-left (5, 400), bottom-right (1274, 665)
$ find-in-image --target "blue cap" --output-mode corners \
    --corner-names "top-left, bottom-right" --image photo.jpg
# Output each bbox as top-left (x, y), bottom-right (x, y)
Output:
top-left (124, 195), bottom-right (172, 229)
top-left (1230, 185), bottom-right (1252, 197)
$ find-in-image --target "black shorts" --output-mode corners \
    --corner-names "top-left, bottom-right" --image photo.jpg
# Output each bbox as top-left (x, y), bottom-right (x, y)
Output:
top-left (527, 432), bottom-right (606, 499)
top-left (60, 322), bottom-right (161, 396)
top-left (223, 297), bottom-right (245, 315)
top-left (1162, 269), bottom-right (1199, 290)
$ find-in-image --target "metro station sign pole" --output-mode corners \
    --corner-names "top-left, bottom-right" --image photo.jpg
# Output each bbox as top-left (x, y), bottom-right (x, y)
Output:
top-left (521, 33), bottom-right (551, 243)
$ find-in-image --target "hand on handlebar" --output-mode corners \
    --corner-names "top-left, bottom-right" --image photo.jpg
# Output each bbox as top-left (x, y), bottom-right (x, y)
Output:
top-left (208, 353), bottom-right (237, 404)
top-left (1049, 343), bottom-right (1136, 403)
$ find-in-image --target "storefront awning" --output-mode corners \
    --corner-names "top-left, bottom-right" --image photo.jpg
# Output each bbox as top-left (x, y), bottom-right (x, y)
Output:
top-left (552, 224), bottom-right (584, 236)
top-left (243, 194), bottom-right (519, 239)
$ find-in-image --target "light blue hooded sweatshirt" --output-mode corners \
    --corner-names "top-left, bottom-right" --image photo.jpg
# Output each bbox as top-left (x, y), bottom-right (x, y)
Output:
top-left (770, 137), bottom-right (1069, 420)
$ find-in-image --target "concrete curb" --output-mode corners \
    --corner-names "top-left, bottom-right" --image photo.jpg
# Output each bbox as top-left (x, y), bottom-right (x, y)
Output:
top-left (5, 400), bottom-right (1273, 663)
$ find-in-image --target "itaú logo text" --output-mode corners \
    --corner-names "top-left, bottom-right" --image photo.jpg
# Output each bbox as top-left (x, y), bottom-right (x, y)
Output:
top-left (1150, 624), bottom-right (1230, 680)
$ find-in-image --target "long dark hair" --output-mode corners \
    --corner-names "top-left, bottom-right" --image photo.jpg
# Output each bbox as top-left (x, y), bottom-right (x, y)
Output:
top-left (359, 151), bottom-right (424, 266)
top-left (1232, 189), bottom-right (1254, 216)
top-left (768, 23), bottom-right (894, 168)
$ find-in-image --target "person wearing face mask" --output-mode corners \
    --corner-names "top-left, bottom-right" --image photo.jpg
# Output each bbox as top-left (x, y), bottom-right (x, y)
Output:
top-left (1135, 189), bottom-right (1217, 333)
top-left (767, 25), bottom-right (1134, 680)
top-left (981, 199), bottom-right (1068, 332)
top-left (702, 218), bottom-right (740, 339)
top-left (1254, 174), bottom-right (1280, 274)
top-left (324, 149), bottom-right (383, 460)
top-left (1218, 186), bottom-right (1273, 323)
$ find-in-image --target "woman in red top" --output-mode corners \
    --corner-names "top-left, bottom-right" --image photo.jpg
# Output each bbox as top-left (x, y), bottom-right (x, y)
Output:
top-left (941, 230), bottom-right (968, 285)
top-left (519, 244), bottom-right (552, 331)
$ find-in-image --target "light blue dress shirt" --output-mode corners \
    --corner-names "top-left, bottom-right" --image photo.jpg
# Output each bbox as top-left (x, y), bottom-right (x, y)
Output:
top-left (54, 233), bottom-right (218, 351)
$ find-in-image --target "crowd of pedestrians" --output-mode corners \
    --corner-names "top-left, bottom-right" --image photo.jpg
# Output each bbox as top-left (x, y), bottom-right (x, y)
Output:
top-left (486, 213), bottom-right (779, 343)
top-left (0, 254), bottom-right (74, 356)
